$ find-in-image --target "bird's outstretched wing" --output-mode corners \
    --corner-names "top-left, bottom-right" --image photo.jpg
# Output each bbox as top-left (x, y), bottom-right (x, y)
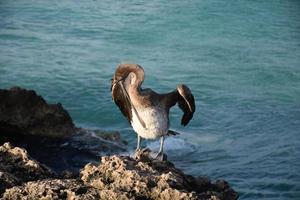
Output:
top-left (177, 84), bottom-right (195, 126)
top-left (177, 85), bottom-right (195, 126)
top-left (161, 84), bottom-right (195, 126)
top-left (111, 74), bottom-right (132, 123)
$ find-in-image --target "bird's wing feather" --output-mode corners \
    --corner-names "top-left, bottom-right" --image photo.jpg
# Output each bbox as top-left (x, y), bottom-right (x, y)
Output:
top-left (111, 64), bottom-right (147, 126)
top-left (160, 84), bottom-right (195, 126)
top-left (177, 84), bottom-right (195, 126)
top-left (111, 78), bottom-right (132, 123)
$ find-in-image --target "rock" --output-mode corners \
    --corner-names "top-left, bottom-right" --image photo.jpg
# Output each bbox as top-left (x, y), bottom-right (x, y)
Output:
top-left (80, 151), bottom-right (239, 200)
top-left (0, 87), bottom-right (76, 138)
top-left (0, 171), bottom-right (19, 195)
top-left (0, 142), bottom-right (57, 180)
top-left (0, 142), bottom-right (57, 195)
top-left (1, 144), bottom-right (238, 200)
top-left (0, 87), bottom-right (127, 173)
top-left (0, 87), bottom-right (238, 199)
top-left (69, 129), bottom-right (127, 156)
top-left (0, 129), bottom-right (127, 174)
top-left (94, 129), bottom-right (124, 144)
top-left (2, 179), bottom-right (100, 200)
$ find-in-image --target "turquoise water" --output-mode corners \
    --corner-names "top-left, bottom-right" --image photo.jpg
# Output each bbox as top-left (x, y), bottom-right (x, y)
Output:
top-left (1, 0), bottom-right (300, 199)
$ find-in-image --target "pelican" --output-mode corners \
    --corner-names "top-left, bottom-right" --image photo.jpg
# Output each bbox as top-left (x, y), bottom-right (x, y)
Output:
top-left (111, 64), bottom-right (195, 160)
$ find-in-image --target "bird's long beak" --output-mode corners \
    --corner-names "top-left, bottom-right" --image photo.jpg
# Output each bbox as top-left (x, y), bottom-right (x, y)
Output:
top-left (111, 76), bottom-right (126, 91)
top-left (113, 76), bottom-right (126, 85)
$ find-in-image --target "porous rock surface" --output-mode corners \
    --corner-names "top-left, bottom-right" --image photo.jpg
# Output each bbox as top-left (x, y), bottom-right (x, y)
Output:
top-left (1, 144), bottom-right (238, 200)
top-left (0, 142), bottom-right (56, 194)
top-left (80, 149), bottom-right (238, 200)
top-left (2, 179), bottom-right (100, 200)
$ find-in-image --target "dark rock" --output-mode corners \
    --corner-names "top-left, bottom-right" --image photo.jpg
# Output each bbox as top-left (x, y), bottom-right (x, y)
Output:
top-left (0, 87), bottom-right (127, 173)
top-left (133, 148), bottom-right (153, 162)
top-left (95, 129), bottom-right (123, 143)
top-left (0, 129), bottom-right (127, 174)
top-left (61, 170), bottom-right (77, 179)
top-left (0, 171), bottom-right (19, 195)
top-left (0, 87), bottom-right (76, 138)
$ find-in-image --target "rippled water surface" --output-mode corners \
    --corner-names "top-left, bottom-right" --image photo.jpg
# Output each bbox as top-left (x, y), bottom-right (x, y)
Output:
top-left (1, 0), bottom-right (300, 199)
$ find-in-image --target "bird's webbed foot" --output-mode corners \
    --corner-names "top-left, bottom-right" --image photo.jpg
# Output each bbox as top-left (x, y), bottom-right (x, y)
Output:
top-left (135, 147), bottom-right (149, 153)
top-left (154, 151), bottom-right (167, 161)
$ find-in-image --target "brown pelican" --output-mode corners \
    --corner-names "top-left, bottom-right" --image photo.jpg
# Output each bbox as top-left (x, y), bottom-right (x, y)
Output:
top-left (111, 64), bottom-right (195, 160)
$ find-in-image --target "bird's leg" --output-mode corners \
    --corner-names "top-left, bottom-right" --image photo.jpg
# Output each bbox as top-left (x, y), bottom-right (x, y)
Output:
top-left (158, 136), bottom-right (164, 154)
top-left (155, 136), bottom-right (165, 161)
top-left (135, 135), bottom-right (141, 152)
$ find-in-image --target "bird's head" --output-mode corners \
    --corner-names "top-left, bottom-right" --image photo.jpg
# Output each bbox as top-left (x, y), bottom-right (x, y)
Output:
top-left (111, 64), bottom-right (145, 91)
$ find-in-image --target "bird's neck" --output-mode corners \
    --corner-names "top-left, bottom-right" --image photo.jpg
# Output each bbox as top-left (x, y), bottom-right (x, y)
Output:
top-left (128, 85), bottom-right (143, 106)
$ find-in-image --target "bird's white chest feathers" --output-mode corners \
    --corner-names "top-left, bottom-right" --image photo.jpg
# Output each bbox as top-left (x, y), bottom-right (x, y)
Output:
top-left (131, 107), bottom-right (168, 139)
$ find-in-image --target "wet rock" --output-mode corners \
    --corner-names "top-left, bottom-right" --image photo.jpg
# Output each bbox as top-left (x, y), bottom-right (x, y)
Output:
top-left (0, 171), bottom-right (19, 195)
top-left (94, 129), bottom-right (125, 144)
top-left (0, 87), bottom-right (75, 138)
top-left (69, 129), bottom-right (126, 156)
top-left (0, 129), bottom-right (127, 174)
top-left (0, 87), bottom-right (127, 173)
top-left (1, 134), bottom-right (126, 175)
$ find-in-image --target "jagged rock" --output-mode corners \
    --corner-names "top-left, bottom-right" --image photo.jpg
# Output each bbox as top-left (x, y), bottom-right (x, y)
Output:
top-left (1, 146), bottom-right (238, 200)
top-left (0, 142), bottom-right (57, 194)
top-left (0, 87), bottom-right (238, 199)
top-left (0, 129), bottom-right (126, 174)
top-left (0, 87), bottom-right (127, 173)
top-left (80, 150), bottom-right (238, 200)
top-left (0, 87), bottom-right (75, 138)
top-left (0, 171), bottom-right (19, 195)
top-left (1, 179), bottom-right (100, 200)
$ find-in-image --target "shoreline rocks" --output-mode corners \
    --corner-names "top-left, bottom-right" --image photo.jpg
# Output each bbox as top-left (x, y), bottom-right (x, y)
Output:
top-left (0, 87), bottom-right (76, 138)
top-left (0, 87), bottom-right (238, 199)
top-left (1, 143), bottom-right (238, 200)
top-left (80, 150), bottom-right (238, 200)
top-left (0, 129), bottom-right (127, 174)
top-left (0, 87), bottom-right (127, 173)
top-left (0, 142), bottom-right (57, 194)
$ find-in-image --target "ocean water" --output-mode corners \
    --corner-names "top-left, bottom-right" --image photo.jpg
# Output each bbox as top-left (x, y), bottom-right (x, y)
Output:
top-left (1, 0), bottom-right (300, 199)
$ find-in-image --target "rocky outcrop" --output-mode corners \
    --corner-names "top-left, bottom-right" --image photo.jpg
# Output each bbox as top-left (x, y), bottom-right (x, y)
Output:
top-left (0, 142), bottom-right (56, 194)
top-left (2, 179), bottom-right (101, 200)
top-left (80, 149), bottom-right (238, 200)
top-left (0, 129), bottom-right (127, 174)
top-left (0, 87), bottom-right (238, 199)
top-left (1, 144), bottom-right (238, 200)
top-left (0, 87), bottom-right (127, 173)
top-left (0, 87), bottom-right (76, 138)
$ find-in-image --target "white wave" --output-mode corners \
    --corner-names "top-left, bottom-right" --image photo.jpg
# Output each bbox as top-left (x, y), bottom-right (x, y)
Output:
top-left (182, 130), bottom-right (220, 145)
top-left (146, 137), bottom-right (195, 153)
